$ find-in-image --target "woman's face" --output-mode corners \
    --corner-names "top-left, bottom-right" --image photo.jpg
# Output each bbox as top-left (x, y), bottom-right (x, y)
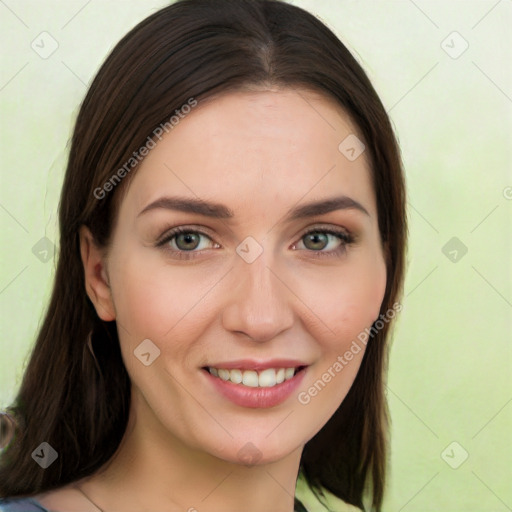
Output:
top-left (94, 88), bottom-right (386, 465)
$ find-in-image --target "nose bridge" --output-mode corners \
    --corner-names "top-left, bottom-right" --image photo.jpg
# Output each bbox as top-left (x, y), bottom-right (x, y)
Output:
top-left (221, 246), bottom-right (294, 342)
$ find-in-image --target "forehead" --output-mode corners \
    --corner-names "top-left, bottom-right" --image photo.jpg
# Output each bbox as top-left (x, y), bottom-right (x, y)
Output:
top-left (120, 88), bottom-right (375, 219)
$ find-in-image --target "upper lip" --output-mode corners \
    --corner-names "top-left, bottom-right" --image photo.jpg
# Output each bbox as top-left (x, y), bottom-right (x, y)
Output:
top-left (203, 359), bottom-right (309, 371)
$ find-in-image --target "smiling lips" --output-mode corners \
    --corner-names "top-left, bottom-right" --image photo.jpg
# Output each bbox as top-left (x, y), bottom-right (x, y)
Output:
top-left (204, 358), bottom-right (308, 388)
top-left (207, 366), bottom-right (301, 387)
top-left (203, 359), bottom-right (308, 408)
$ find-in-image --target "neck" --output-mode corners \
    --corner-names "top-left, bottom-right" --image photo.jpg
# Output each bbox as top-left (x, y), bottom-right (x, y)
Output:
top-left (80, 387), bottom-right (303, 512)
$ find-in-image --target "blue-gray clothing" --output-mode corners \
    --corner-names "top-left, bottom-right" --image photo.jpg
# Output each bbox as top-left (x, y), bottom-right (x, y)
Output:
top-left (0, 498), bottom-right (47, 511)
top-left (1, 496), bottom-right (309, 511)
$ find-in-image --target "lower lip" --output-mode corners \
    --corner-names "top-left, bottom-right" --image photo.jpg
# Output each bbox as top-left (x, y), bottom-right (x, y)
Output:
top-left (203, 368), bottom-right (307, 408)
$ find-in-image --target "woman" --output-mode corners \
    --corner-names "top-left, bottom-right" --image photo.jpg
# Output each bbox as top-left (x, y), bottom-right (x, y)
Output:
top-left (0, 0), bottom-right (406, 510)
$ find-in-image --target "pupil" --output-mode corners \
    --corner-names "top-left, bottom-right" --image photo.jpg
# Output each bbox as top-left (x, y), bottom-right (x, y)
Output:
top-left (178, 233), bottom-right (198, 250)
top-left (306, 233), bottom-right (327, 250)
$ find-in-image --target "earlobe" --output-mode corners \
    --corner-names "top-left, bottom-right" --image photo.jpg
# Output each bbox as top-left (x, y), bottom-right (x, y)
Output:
top-left (79, 225), bottom-right (116, 321)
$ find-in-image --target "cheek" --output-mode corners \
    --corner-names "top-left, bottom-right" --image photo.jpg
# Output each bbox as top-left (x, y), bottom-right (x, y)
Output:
top-left (107, 253), bottom-right (227, 384)
top-left (107, 255), bottom-right (209, 394)
top-left (294, 251), bottom-right (387, 349)
top-left (294, 253), bottom-right (386, 429)
top-left (108, 252), bottom-right (215, 339)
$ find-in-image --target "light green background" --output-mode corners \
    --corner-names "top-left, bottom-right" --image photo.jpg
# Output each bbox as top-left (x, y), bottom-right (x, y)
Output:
top-left (1, 1), bottom-right (511, 511)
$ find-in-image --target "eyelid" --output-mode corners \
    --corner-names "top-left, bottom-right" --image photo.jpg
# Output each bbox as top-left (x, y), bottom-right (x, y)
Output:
top-left (296, 222), bottom-right (352, 239)
top-left (155, 224), bottom-right (214, 243)
top-left (292, 224), bottom-right (353, 257)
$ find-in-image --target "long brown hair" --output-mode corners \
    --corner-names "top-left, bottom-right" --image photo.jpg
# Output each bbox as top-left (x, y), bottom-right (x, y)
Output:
top-left (0, 1), bottom-right (406, 510)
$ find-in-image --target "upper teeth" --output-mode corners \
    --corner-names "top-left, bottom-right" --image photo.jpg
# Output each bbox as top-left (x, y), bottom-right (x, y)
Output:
top-left (208, 367), bottom-right (297, 387)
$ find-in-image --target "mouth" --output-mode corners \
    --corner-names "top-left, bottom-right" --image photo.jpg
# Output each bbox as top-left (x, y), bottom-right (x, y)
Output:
top-left (201, 362), bottom-right (308, 408)
top-left (202, 365), bottom-right (307, 388)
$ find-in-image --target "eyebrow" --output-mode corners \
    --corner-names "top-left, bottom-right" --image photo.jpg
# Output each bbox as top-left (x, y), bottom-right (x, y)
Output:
top-left (137, 195), bottom-right (370, 220)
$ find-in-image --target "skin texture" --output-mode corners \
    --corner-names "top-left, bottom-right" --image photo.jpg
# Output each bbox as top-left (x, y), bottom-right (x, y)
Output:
top-left (36, 88), bottom-right (387, 512)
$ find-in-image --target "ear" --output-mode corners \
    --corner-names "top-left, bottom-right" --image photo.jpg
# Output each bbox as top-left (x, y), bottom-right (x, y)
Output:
top-left (79, 225), bottom-right (116, 321)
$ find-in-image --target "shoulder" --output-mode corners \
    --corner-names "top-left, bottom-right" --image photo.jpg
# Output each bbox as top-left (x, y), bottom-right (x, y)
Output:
top-left (0, 497), bottom-right (49, 511)
top-left (1, 485), bottom-right (92, 512)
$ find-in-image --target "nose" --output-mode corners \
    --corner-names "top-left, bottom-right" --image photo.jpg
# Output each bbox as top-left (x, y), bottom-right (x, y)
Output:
top-left (221, 249), bottom-right (294, 343)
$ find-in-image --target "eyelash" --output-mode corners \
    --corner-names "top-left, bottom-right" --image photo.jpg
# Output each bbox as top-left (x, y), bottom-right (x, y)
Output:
top-left (155, 225), bottom-right (354, 261)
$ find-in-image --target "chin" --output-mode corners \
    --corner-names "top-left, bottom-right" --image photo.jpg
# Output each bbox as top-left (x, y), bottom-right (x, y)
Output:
top-left (202, 431), bottom-right (303, 467)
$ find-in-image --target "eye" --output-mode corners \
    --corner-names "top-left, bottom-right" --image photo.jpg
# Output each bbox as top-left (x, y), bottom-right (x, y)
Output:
top-left (292, 226), bottom-right (353, 258)
top-left (156, 226), bottom-right (219, 260)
